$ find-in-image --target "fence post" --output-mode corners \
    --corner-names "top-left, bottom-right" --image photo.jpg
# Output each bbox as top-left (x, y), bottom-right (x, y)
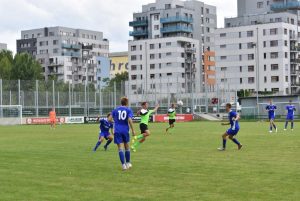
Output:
top-left (18, 79), bottom-right (21, 105)
top-left (69, 82), bottom-right (71, 117)
top-left (0, 79), bottom-right (2, 117)
top-left (99, 82), bottom-right (102, 115)
top-left (46, 91), bottom-right (48, 109)
top-left (36, 80), bottom-right (39, 117)
top-left (114, 81), bottom-right (117, 109)
top-left (84, 82), bottom-right (87, 117)
top-left (57, 91), bottom-right (60, 115)
top-left (52, 80), bottom-right (55, 108)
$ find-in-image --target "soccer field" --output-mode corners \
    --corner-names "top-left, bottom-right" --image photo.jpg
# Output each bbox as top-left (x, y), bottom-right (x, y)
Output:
top-left (0, 122), bottom-right (299, 201)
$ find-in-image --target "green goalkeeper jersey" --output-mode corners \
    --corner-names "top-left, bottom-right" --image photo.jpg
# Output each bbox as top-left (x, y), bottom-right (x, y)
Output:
top-left (168, 108), bottom-right (176, 120)
top-left (140, 109), bottom-right (154, 125)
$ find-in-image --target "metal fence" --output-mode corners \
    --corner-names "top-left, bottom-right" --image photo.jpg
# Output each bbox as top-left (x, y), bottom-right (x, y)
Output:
top-left (0, 79), bottom-right (240, 117)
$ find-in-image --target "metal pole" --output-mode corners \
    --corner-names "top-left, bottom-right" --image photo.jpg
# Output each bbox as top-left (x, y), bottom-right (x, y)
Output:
top-left (9, 90), bottom-right (11, 106)
top-left (256, 27), bottom-right (260, 117)
top-left (0, 79), bottom-right (2, 117)
top-left (99, 82), bottom-right (102, 115)
top-left (57, 91), bottom-right (60, 115)
top-left (52, 80), bottom-right (55, 108)
top-left (36, 80), bottom-right (39, 117)
top-left (46, 91), bottom-right (48, 109)
top-left (114, 81), bottom-right (117, 109)
top-left (69, 82), bottom-right (71, 117)
top-left (18, 79), bottom-right (21, 105)
top-left (85, 82), bottom-right (87, 117)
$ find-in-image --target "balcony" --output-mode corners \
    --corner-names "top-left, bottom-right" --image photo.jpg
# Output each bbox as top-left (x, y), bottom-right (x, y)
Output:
top-left (72, 44), bottom-right (82, 49)
top-left (129, 30), bottom-right (148, 36)
top-left (185, 48), bottom-right (196, 54)
top-left (48, 70), bottom-right (64, 75)
top-left (62, 51), bottom-right (81, 57)
top-left (129, 20), bottom-right (148, 27)
top-left (47, 61), bottom-right (64, 66)
top-left (271, 1), bottom-right (300, 11)
top-left (290, 58), bottom-right (300, 63)
top-left (291, 82), bottom-right (300, 87)
top-left (161, 26), bottom-right (193, 33)
top-left (62, 43), bottom-right (72, 49)
top-left (160, 16), bottom-right (193, 24)
top-left (185, 57), bottom-right (197, 63)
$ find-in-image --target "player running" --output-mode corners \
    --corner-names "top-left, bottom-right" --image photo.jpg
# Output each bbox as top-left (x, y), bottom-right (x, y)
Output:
top-left (93, 113), bottom-right (114, 152)
top-left (266, 100), bottom-right (277, 133)
top-left (112, 97), bottom-right (136, 171)
top-left (166, 103), bottom-right (176, 134)
top-left (284, 100), bottom-right (296, 131)
top-left (49, 107), bottom-right (56, 129)
top-left (131, 102), bottom-right (159, 152)
top-left (218, 103), bottom-right (242, 151)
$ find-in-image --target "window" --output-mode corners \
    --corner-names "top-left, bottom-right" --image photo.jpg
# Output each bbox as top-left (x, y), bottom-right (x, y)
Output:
top-left (257, 2), bottom-right (263, 8)
top-left (53, 40), bottom-right (58, 45)
top-left (264, 65), bottom-right (267, 71)
top-left (271, 76), bottom-right (279, 83)
top-left (263, 29), bottom-right (266, 36)
top-left (150, 44), bottom-right (155, 49)
top-left (264, 77), bottom-right (267, 83)
top-left (220, 44), bottom-right (226, 48)
top-left (166, 63), bottom-right (172, 66)
top-left (166, 52), bottom-right (172, 56)
top-left (49, 32), bottom-right (54, 36)
top-left (220, 33), bottom-right (226, 37)
top-left (53, 49), bottom-right (58, 53)
top-left (270, 40), bottom-right (278, 47)
top-left (131, 85), bottom-right (137, 90)
top-left (240, 66), bottom-right (242, 72)
top-left (270, 28), bottom-right (278, 35)
top-left (275, 18), bottom-right (282, 22)
top-left (247, 42), bottom-right (254, 49)
top-left (221, 67), bottom-right (227, 71)
top-left (154, 15), bottom-right (159, 20)
top-left (239, 43), bottom-right (242, 49)
top-left (239, 32), bottom-right (242, 38)
top-left (248, 77), bottom-right (255, 84)
top-left (131, 55), bottom-right (137, 61)
top-left (220, 56), bottom-right (227, 60)
top-left (155, 35), bottom-right (160, 39)
top-left (150, 74), bottom-right (155, 79)
top-left (150, 64), bottom-right (155, 69)
top-left (284, 40), bottom-right (288, 46)
top-left (272, 88), bottom-right (279, 92)
top-left (166, 42), bottom-right (171, 46)
top-left (165, 4), bottom-right (171, 9)
top-left (247, 31), bottom-right (253, 37)
top-left (131, 75), bottom-right (137, 80)
top-left (263, 41), bottom-right (266, 47)
top-left (270, 52), bottom-right (278, 59)
top-left (239, 55), bottom-right (242, 61)
top-left (131, 65), bottom-right (137, 71)
top-left (131, 46), bottom-right (136, 51)
top-left (271, 64), bottom-right (279, 71)
top-left (167, 73), bottom-right (172, 76)
top-left (248, 66), bottom-right (255, 72)
top-left (24, 34), bottom-right (28, 39)
top-left (154, 25), bottom-right (159, 30)
top-left (264, 53), bottom-right (267, 59)
top-left (206, 8), bottom-right (209, 14)
top-left (150, 54), bottom-right (155, 59)
top-left (284, 29), bottom-right (288, 35)
top-left (248, 54), bottom-right (254, 60)
top-left (285, 52), bottom-right (288, 58)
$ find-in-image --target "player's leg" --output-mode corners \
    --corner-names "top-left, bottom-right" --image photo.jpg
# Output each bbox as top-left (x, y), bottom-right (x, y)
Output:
top-left (269, 119), bottom-right (273, 132)
top-left (124, 133), bottom-right (132, 169)
top-left (93, 135), bottom-right (104, 152)
top-left (228, 133), bottom-right (242, 150)
top-left (132, 130), bottom-right (150, 151)
top-left (104, 135), bottom-right (113, 151)
top-left (284, 119), bottom-right (289, 130)
top-left (272, 119), bottom-right (277, 132)
top-left (114, 133), bottom-right (127, 170)
top-left (291, 119), bottom-right (294, 131)
top-left (218, 132), bottom-right (229, 151)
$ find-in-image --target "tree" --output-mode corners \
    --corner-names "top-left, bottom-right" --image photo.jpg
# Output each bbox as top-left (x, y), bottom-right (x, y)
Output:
top-left (0, 50), bottom-right (13, 79)
top-left (11, 53), bottom-right (43, 80)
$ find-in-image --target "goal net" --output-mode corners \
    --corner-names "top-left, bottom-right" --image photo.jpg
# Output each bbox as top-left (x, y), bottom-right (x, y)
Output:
top-left (0, 105), bottom-right (22, 125)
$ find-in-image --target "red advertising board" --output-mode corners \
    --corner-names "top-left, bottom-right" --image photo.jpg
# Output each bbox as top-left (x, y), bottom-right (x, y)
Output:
top-left (154, 114), bottom-right (193, 122)
top-left (26, 117), bottom-right (65, 125)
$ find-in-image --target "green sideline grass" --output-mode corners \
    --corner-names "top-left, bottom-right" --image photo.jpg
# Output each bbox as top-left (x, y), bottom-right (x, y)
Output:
top-left (0, 122), bottom-right (299, 201)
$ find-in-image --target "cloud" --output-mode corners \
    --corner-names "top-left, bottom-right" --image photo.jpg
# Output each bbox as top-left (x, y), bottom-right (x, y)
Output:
top-left (0, 0), bottom-right (236, 53)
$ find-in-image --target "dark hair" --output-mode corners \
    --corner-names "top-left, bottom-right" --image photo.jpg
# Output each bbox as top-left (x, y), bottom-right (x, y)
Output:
top-left (107, 112), bottom-right (112, 118)
top-left (141, 102), bottom-right (147, 106)
top-left (171, 103), bottom-right (175, 107)
top-left (121, 97), bottom-right (128, 106)
top-left (226, 103), bottom-right (232, 108)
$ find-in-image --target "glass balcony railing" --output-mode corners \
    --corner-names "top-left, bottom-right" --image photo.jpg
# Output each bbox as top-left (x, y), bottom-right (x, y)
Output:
top-left (62, 51), bottom-right (81, 57)
top-left (72, 44), bottom-right (82, 49)
top-left (129, 20), bottom-right (148, 27)
top-left (160, 16), bottom-right (193, 24)
top-left (161, 26), bottom-right (193, 33)
top-left (271, 1), bottom-right (300, 11)
top-left (62, 43), bottom-right (82, 49)
top-left (129, 30), bottom-right (148, 36)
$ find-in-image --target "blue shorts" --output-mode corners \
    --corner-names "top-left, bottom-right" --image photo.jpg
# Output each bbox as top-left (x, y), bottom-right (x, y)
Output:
top-left (99, 132), bottom-right (111, 140)
top-left (226, 128), bottom-right (239, 136)
top-left (268, 115), bottom-right (275, 120)
top-left (114, 132), bottom-right (130, 145)
top-left (286, 116), bottom-right (294, 120)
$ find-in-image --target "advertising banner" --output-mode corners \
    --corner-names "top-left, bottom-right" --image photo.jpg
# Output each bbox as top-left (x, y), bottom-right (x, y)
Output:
top-left (26, 117), bottom-right (65, 125)
top-left (65, 117), bottom-right (84, 124)
top-left (153, 114), bottom-right (193, 122)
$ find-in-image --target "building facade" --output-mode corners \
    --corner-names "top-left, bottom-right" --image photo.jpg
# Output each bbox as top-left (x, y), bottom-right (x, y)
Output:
top-left (16, 27), bottom-right (109, 85)
top-left (215, 0), bottom-right (300, 95)
top-left (0, 43), bottom-right (7, 51)
top-left (109, 52), bottom-right (128, 78)
top-left (128, 0), bottom-right (217, 104)
top-left (96, 56), bottom-right (110, 89)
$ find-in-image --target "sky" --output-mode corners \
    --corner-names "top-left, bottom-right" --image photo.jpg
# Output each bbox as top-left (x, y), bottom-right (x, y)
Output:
top-left (0, 0), bottom-right (237, 53)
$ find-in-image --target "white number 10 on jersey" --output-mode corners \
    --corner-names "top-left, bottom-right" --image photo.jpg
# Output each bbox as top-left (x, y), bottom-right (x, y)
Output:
top-left (118, 110), bottom-right (127, 120)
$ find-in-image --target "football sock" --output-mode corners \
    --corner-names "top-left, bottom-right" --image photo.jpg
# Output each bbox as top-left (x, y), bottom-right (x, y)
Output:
top-left (273, 124), bottom-right (277, 129)
top-left (291, 122), bottom-right (294, 129)
top-left (125, 149), bottom-right (130, 163)
top-left (223, 139), bottom-right (227, 149)
top-left (104, 140), bottom-right (112, 148)
top-left (270, 125), bottom-right (273, 131)
top-left (133, 141), bottom-right (141, 148)
top-left (94, 141), bottom-right (101, 151)
top-left (285, 121), bottom-right (288, 129)
top-left (118, 149), bottom-right (125, 164)
top-left (232, 138), bottom-right (241, 145)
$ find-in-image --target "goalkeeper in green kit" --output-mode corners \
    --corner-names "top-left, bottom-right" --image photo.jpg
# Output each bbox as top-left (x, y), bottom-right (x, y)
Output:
top-left (166, 103), bottom-right (176, 134)
top-left (131, 102), bottom-right (159, 152)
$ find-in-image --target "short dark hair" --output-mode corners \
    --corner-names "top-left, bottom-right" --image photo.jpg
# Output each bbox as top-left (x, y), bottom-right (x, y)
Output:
top-left (171, 103), bottom-right (175, 107)
top-left (226, 103), bottom-right (232, 108)
top-left (141, 102), bottom-right (147, 106)
top-left (107, 112), bottom-right (111, 118)
top-left (121, 97), bottom-right (128, 106)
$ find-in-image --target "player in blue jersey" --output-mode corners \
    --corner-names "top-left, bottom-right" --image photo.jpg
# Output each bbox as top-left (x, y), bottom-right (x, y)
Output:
top-left (218, 103), bottom-right (242, 151)
top-left (112, 97), bottom-right (136, 171)
top-left (93, 113), bottom-right (114, 152)
top-left (284, 100), bottom-right (296, 131)
top-left (266, 100), bottom-right (278, 133)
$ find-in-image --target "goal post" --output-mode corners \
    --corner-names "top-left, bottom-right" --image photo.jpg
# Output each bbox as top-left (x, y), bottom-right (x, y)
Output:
top-left (0, 105), bottom-right (23, 125)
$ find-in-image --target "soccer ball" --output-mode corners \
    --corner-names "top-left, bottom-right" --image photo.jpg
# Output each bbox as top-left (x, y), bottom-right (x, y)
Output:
top-left (177, 100), bottom-right (183, 106)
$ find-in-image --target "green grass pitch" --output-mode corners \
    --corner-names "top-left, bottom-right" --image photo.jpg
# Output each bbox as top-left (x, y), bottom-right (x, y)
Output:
top-left (0, 122), bottom-right (299, 201)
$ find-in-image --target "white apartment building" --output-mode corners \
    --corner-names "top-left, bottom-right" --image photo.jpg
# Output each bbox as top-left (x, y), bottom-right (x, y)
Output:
top-left (128, 0), bottom-right (217, 103)
top-left (215, 0), bottom-right (300, 95)
top-left (17, 27), bottom-right (109, 85)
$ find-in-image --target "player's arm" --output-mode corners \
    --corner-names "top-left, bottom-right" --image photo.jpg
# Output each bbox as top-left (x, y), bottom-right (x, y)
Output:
top-left (110, 127), bottom-right (114, 136)
top-left (153, 104), bottom-right (160, 112)
top-left (234, 113), bottom-right (240, 121)
top-left (128, 118), bottom-right (136, 136)
top-left (137, 109), bottom-right (141, 116)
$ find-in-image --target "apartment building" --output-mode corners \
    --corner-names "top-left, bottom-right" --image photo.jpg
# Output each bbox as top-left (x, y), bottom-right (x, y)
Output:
top-left (128, 0), bottom-right (217, 103)
top-left (215, 0), bottom-right (300, 95)
top-left (109, 52), bottom-right (129, 78)
top-left (0, 43), bottom-right (7, 51)
top-left (16, 27), bottom-right (109, 85)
